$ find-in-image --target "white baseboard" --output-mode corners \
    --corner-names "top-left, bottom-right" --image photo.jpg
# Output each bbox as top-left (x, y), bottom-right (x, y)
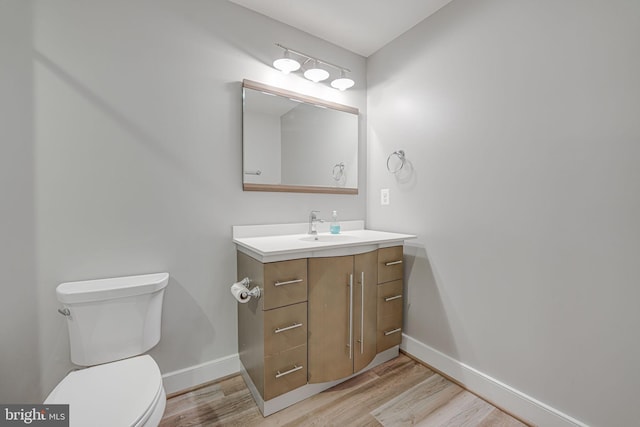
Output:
top-left (401, 334), bottom-right (588, 427)
top-left (161, 353), bottom-right (240, 395)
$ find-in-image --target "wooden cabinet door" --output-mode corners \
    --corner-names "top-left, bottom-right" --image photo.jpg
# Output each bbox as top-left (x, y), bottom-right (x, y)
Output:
top-left (308, 255), bottom-right (354, 383)
top-left (353, 250), bottom-right (378, 372)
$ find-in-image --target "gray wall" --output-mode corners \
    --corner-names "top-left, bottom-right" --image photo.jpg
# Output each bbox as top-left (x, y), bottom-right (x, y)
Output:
top-left (367, 1), bottom-right (640, 426)
top-left (1, 0), bottom-right (366, 402)
top-left (0, 0), bottom-right (40, 404)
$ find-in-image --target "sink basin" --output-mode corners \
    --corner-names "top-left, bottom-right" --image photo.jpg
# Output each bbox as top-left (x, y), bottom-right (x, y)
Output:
top-left (299, 234), bottom-right (357, 243)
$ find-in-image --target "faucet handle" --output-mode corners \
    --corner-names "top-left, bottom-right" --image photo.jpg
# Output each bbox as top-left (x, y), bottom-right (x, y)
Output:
top-left (310, 210), bottom-right (320, 219)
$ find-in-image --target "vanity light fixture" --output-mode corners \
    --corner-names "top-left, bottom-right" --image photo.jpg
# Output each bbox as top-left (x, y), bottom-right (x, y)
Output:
top-left (273, 49), bottom-right (301, 74)
top-left (303, 60), bottom-right (330, 82)
top-left (274, 43), bottom-right (355, 90)
top-left (331, 70), bottom-right (355, 91)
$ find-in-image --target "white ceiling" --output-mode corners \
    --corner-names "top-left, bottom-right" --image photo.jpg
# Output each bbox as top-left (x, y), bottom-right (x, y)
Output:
top-left (228, 0), bottom-right (454, 57)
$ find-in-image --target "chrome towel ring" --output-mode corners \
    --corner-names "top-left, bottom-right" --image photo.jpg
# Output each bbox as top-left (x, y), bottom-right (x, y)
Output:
top-left (332, 162), bottom-right (345, 181)
top-left (387, 150), bottom-right (406, 173)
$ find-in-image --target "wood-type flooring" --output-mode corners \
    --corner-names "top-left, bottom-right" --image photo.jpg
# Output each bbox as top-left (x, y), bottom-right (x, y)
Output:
top-left (159, 353), bottom-right (529, 426)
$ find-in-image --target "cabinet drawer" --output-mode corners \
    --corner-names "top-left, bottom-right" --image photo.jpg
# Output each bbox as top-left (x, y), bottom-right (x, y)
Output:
top-left (378, 246), bottom-right (404, 284)
top-left (377, 313), bottom-right (402, 352)
top-left (263, 258), bottom-right (308, 310)
top-left (377, 280), bottom-right (403, 318)
top-left (264, 302), bottom-right (307, 357)
top-left (264, 344), bottom-right (307, 400)
top-left (377, 280), bottom-right (403, 352)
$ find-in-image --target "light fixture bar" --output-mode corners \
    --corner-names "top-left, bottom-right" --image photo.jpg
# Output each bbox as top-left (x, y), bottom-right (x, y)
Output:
top-left (275, 43), bottom-right (351, 73)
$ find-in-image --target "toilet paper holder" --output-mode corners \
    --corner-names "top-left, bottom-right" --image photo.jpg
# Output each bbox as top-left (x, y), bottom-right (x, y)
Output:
top-left (235, 277), bottom-right (261, 300)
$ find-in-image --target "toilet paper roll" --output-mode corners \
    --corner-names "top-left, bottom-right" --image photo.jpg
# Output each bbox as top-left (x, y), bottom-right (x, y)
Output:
top-left (231, 282), bottom-right (250, 303)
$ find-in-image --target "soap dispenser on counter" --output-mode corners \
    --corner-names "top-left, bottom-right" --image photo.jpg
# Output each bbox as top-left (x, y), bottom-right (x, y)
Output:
top-left (330, 210), bottom-right (341, 234)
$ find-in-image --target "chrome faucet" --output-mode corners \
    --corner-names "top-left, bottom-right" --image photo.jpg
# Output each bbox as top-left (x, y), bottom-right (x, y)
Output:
top-left (308, 210), bottom-right (324, 236)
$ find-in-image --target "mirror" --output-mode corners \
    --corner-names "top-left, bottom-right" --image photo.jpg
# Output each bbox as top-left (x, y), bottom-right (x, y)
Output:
top-left (242, 80), bottom-right (359, 194)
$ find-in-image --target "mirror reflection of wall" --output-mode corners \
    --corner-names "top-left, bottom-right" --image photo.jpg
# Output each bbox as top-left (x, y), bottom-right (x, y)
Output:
top-left (242, 80), bottom-right (359, 194)
top-left (243, 94), bottom-right (287, 185)
top-left (281, 104), bottom-right (357, 187)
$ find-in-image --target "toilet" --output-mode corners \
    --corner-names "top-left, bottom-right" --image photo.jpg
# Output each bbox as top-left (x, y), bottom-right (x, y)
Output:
top-left (45, 272), bottom-right (169, 427)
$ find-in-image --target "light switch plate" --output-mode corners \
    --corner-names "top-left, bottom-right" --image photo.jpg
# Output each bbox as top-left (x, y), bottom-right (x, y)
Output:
top-left (381, 188), bottom-right (390, 205)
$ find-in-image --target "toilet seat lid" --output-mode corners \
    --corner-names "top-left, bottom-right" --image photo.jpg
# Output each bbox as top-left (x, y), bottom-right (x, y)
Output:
top-left (45, 355), bottom-right (163, 427)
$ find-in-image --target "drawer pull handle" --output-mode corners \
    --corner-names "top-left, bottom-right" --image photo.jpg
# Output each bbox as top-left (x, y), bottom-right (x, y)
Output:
top-left (274, 323), bottom-right (303, 334)
top-left (385, 260), bottom-right (403, 266)
top-left (384, 328), bottom-right (402, 336)
top-left (385, 294), bottom-right (403, 302)
top-left (274, 279), bottom-right (303, 287)
top-left (275, 364), bottom-right (303, 379)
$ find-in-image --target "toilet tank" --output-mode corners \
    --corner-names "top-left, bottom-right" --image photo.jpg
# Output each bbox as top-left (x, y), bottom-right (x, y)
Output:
top-left (56, 272), bottom-right (169, 366)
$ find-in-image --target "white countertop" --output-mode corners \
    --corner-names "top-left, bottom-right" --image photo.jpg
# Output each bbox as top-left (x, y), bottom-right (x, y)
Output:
top-left (233, 221), bottom-right (416, 262)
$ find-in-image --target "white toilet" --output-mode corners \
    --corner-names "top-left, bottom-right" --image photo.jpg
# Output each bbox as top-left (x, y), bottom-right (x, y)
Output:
top-left (45, 272), bottom-right (169, 427)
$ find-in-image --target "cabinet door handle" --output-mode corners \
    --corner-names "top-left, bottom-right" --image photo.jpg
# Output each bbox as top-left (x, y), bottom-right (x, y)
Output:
top-left (274, 278), bottom-right (303, 287)
top-left (275, 364), bottom-right (303, 379)
top-left (348, 273), bottom-right (353, 360)
top-left (385, 260), bottom-right (403, 266)
top-left (384, 328), bottom-right (402, 336)
top-left (274, 323), bottom-right (303, 334)
top-left (360, 271), bottom-right (364, 355)
top-left (385, 294), bottom-right (403, 302)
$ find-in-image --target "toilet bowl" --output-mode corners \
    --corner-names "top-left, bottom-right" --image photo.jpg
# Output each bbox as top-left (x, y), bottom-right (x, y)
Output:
top-left (47, 273), bottom-right (169, 427)
top-left (45, 355), bottom-right (165, 427)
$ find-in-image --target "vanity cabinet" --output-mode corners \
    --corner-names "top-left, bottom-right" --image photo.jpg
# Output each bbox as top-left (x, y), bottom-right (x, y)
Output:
top-left (377, 246), bottom-right (404, 351)
top-left (237, 252), bottom-right (308, 400)
top-left (307, 250), bottom-right (378, 383)
top-left (234, 230), bottom-right (412, 416)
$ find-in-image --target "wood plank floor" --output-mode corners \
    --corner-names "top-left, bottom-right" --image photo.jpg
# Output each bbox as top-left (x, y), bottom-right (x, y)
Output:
top-left (159, 353), bottom-right (529, 426)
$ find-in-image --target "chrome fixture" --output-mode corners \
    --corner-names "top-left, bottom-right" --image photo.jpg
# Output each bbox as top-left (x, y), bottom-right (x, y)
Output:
top-left (332, 162), bottom-right (345, 182)
top-left (273, 43), bottom-right (355, 90)
top-left (274, 323), bottom-right (303, 334)
top-left (387, 150), bottom-right (407, 173)
top-left (274, 279), bottom-right (304, 287)
top-left (308, 210), bottom-right (324, 237)
top-left (236, 277), bottom-right (261, 299)
top-left (275, 364), bottom-right (303, 379)
top-left (348, 273), bottom-right (353, 359)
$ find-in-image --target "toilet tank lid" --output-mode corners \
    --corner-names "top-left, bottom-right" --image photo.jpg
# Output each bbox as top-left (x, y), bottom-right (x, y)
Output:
top-left (57, 272), bottom-right (169, 304)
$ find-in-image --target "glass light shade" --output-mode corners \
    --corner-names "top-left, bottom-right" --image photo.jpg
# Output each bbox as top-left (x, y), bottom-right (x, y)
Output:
top-left (273, 57), bottom-right (301, 74)
top-left (304, 61), bottom-right (330, 82)
top-left (331, 77), bottom-right (355, 91)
